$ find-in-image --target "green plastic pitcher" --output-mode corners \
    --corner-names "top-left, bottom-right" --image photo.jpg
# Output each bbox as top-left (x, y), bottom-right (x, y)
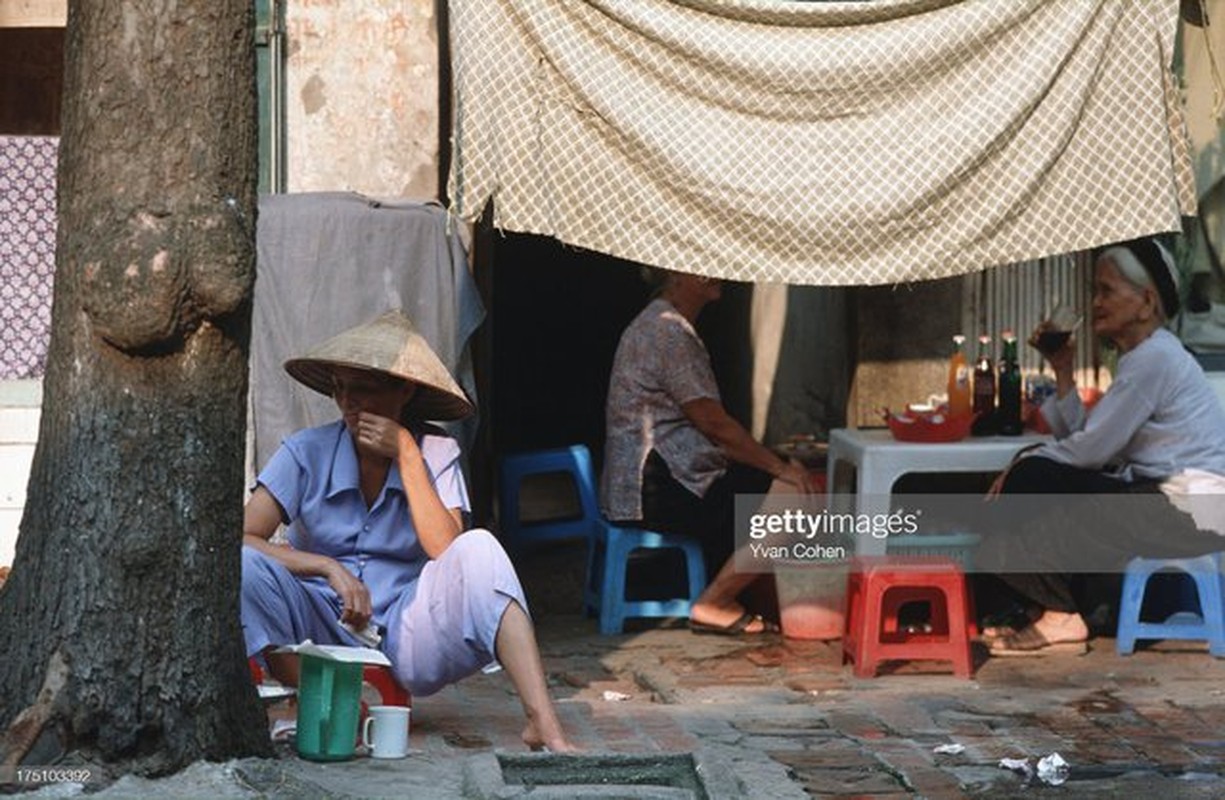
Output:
top-left (295, 654), bottom-right (363, 761)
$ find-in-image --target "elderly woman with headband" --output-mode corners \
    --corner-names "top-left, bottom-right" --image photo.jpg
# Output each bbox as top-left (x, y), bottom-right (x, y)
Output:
top-left (978, 237), bottom-right (1225, 655)
top-left (241, 311), bottom-right (576, 752)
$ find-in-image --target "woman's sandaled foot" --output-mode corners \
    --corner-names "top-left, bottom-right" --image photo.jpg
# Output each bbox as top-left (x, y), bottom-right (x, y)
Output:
top-left (689, 609), bottom-right (779, 636)
top-left (980, 624), bottom-right (1020, 641)
top-left (979, 608), bottom-right (1041, 641)
top-left (989, 623), bottom-right (1088, 657)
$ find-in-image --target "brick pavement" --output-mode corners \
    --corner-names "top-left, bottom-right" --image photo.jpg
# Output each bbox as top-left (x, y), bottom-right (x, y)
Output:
top-left (364, 616), bottom-right (1225, 797)
top-left (77, 608), bottom-right (1225, 798)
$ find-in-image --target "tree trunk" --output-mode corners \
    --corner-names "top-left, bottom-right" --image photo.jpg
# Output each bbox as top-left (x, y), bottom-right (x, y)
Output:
top-left (0, 1), bottom-right (271, 775)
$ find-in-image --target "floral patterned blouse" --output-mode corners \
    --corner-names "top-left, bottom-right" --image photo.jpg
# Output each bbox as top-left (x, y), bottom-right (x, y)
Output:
top-left (600, 298), bottom-right (727, 520)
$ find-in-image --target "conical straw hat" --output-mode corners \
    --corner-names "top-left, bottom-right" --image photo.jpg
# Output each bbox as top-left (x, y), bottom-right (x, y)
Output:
top-left (284, 311), bottom-right (474, 422)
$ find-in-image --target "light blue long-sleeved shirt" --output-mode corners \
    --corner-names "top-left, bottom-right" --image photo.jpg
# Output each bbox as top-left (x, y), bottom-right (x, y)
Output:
top-left (1036, 329), bottom-right (1225, 483)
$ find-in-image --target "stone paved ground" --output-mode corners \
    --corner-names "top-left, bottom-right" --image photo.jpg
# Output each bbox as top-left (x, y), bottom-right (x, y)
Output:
top-left (213, 615), bottom-right (1222, 799)
top-left (35, 543), bottom-right (1225, 799)
top-left (50, 614), bottom-right (1225, 799)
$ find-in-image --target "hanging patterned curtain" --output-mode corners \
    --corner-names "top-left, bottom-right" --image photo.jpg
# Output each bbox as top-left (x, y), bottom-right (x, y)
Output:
top-left (447, 0), bottom-right (1195, 286)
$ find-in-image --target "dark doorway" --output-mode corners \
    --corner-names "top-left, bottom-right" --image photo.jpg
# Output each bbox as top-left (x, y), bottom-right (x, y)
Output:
top-left (0, 27), bottom-right (63, 135)
top-left (481, 232), bottom-right (754, 470)
top-left (486, 233), bottom-right (648, 463)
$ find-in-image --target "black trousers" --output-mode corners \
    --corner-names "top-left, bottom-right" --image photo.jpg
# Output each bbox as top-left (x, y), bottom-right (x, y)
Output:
top-left (975, 456), bottom-right (1223, 614)
top-left (614, 450), bottom-right (773, 573)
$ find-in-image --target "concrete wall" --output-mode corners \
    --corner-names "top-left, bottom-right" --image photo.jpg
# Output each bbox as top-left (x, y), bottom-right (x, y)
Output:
top-left (0, 0), bottom-right (65, 27)
top-left (0, 381), bottom-right (40, 566)
top-left (284, 0), bottom-right (441, 198)
top-left (851, 279), bottom-right (964, 427)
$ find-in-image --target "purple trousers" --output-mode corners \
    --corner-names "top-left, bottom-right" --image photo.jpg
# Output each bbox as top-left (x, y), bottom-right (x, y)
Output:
top-left (241, 529), bottom-right (528, 696)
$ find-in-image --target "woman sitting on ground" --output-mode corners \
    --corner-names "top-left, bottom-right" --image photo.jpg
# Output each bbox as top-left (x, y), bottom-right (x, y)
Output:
top-left (241, 311), bottom-right (576, 752)
top-left (601, 267), bottom-right (817, 636)
top-left (979, 237), bottom-right (1225, 655)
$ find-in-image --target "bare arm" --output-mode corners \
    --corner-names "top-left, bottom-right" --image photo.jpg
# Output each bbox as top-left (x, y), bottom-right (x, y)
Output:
top-left (681, 397), bottom-right (815, 493)
top-left (243, 485), bottom-right (373, 627)
top-left (393, 427), bottom-right (463, 559)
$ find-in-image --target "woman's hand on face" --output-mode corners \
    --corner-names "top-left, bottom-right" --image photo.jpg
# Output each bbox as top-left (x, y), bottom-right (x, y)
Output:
top-left (353, 411), bottom-right (414, 459)
top-left (325, 561), bottom-right (373, 629)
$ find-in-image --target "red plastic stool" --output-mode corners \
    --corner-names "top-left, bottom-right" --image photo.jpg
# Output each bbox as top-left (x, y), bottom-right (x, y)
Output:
top-left (362, 664), bottom-right (410, 707)
top-left (248, 658), bottom-right (410, 707)
top-left (842, 556), bottom-right (975, 678)
top-left (358, 665), bottom-right (412, 741)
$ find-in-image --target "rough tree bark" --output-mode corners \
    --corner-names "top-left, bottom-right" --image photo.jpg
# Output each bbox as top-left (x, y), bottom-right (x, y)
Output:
top-left (0, 1), bottom-right (271, 776)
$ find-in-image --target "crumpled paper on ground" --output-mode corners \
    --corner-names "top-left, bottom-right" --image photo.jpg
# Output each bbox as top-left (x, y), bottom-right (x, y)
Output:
top-left (999, 752), bottom-right (1070, 786)
top-left (998, 756), bottom-right (1035, 784)
top-left (1036, 752), bottom-right (1070, 785)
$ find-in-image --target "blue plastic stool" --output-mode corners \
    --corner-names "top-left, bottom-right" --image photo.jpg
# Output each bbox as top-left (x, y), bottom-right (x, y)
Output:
top-left (583, 522), bottom-right (707, 635)
top-left (1116, 552), bottom-right (1225, 657)
top-left (498, 445), bottom-right (602, 552)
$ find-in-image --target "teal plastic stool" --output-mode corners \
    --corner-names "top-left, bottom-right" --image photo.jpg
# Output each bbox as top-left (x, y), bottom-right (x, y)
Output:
top-left (498, 445), bottom-right (602, 552)
top-left (583, 522), bottom-right (707, 635)
top-left (1116, 552), bottom-right (1225, 657)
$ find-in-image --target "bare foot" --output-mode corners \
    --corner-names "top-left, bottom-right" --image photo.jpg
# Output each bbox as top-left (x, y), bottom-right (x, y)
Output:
top-left (689, 602), bottom-right (773, 634)
top-left (522, 722), bottom-right (580, 753)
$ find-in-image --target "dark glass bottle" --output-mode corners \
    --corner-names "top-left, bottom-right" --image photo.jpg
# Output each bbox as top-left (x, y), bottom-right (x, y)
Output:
top-left (997, 331), bottom-right (1023, 436)
top-left (971, 334), bottom-right (996, 435)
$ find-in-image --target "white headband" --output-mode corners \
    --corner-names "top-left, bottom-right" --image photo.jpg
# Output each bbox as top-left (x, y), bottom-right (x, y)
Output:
top-left (1100, 241), bottom-right (1179, 319)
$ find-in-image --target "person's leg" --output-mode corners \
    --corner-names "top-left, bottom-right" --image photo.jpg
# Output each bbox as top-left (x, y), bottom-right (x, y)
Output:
top-left (494, 601), bottom-right (577, 752)
top-left (690, 468), bottom-right (786, 633)
top-left (983, 458), bottom-right (1221, 651)
top-left (1000, 455), bottom-right (1127, 494)
top-left (636, 452), bottom-right (788, 633)
top-left (241, 546), bottom-right (354, 685)
top-left (265, 651), bottom-right (300, 687)
top-left (689, 556), bottom-right (766, 630)
top-left (388, 530), bottom-right (577, 750)
top-left (976, 458), bottom-right (1126, 649)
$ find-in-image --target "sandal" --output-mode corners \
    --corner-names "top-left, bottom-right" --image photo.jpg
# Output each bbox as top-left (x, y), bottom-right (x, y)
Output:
top-left (979, 623), bottom-right (1022, 642)
top-left (689, 611), bottom-right (780, 637)
top-left (979, 608), bottom-right (1040, 641)
top-left (989, 625), bottom-right (1088, 657)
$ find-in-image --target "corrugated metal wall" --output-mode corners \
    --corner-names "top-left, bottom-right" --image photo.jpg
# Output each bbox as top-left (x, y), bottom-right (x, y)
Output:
top-left (963, 253), bottom-right (1104, 387)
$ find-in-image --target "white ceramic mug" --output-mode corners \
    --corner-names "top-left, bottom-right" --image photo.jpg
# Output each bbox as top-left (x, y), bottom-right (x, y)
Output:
top-left (361, 705), bottom-right (410, 759)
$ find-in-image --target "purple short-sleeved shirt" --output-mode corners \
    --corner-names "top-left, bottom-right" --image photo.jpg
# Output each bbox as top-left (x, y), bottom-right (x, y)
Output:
top-left (601, 297), bottom-right (727, 520)
top-left (257, 420), bottom-right (470, 626)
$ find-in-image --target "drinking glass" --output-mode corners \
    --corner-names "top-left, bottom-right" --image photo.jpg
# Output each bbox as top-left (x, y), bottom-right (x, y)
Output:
top-left (1035, 303), bottom-right (1081, 356)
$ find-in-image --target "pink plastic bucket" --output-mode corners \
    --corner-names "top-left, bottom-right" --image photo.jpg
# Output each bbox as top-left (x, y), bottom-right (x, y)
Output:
top-left (775, 561), bottom-right (847, 640)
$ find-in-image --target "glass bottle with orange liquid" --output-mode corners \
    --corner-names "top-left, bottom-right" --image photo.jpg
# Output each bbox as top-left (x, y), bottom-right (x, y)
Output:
top-left (946, 334), bottom-right (972, 418)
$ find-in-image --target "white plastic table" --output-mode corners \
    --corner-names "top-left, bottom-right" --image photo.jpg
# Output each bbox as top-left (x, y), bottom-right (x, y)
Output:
top-left (825, 428), bottom-right (1048, 555)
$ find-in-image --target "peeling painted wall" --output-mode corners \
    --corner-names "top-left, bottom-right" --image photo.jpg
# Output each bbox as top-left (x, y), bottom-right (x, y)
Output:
top-left (285, 0), bottom-right (440, 198)
top-left (0, 0), bottom-right (66, 27)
